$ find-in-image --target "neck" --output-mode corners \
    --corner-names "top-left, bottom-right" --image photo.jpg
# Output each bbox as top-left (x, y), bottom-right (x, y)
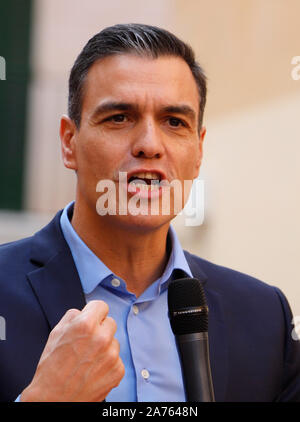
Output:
top-left (71, 200), bottom-right (171, 297)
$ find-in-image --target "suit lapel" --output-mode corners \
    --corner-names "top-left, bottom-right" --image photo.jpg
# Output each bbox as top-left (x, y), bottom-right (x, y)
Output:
top-left (27, 250), bottom-right (86, 330)
top-left (26, 210), bottom-right (86, 330)
top-left (185, 252), bottom-right (229, 402)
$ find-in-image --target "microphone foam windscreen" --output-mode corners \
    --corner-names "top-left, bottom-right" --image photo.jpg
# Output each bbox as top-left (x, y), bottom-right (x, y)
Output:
top-left (168, 278), bottom-right (208, 335)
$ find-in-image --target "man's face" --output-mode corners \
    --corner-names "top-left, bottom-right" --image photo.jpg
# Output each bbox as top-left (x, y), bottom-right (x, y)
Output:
top-left (61, 54), bottom-right (205, 230)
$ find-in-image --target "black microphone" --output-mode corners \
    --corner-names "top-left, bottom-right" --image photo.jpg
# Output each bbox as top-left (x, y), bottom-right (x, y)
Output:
top-left (168, 277), bottom-right (215, 402)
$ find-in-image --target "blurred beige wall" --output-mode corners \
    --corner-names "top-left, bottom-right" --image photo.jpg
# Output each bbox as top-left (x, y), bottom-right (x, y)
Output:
top-left (20, 0), bottom-right (300, 315)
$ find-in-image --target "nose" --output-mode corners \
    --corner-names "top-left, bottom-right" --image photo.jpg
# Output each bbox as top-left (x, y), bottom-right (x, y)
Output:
top-left (131, 118), bottom-right (164, 159)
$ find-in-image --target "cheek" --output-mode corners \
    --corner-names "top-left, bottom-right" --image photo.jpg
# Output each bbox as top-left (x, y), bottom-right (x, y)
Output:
top-left (76, 137), bottom-right (126, 183)
top-left (177, 146), bottom-right (201, 180)
top-left (77, 142), bottom-right (100, 178)
top-left (76, 136), bottom-right (103, 168)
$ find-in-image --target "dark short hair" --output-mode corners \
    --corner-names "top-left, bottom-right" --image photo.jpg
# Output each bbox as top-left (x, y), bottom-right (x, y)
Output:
top-left (68, 23), bottom-right (207, 131)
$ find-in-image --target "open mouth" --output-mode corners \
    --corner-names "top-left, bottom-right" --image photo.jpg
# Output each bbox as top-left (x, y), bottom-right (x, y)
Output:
top-left (128, 171), bottom-right (162, 191)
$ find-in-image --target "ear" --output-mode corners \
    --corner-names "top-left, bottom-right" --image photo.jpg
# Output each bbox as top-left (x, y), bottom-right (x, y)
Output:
top-left (193, 126), bottom-right (206, 179)
top-left (60, 115), bottom-right (78, 170)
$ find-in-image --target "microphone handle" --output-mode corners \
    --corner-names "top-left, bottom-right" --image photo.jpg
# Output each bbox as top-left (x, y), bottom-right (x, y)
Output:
top-left (176, 332), bottom-right (215, 402)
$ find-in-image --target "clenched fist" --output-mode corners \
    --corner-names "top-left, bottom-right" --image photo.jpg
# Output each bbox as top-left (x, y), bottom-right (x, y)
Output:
top-left (20, 300), bottom-right (125, 402)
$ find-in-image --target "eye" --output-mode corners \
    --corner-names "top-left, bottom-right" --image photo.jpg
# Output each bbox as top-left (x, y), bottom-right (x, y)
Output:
top-left (107, 114), bottom-right (128, 123)
top-left (167, 117), bottom-right (186, 127)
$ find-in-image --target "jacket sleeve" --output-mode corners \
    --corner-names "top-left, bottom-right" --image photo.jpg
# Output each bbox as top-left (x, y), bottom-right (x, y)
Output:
top-left (274, 287), bottom-right (300, 402)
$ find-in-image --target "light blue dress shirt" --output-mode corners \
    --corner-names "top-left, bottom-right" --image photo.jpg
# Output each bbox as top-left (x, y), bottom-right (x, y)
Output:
top-left (59, 201), bottom-right (193, 402)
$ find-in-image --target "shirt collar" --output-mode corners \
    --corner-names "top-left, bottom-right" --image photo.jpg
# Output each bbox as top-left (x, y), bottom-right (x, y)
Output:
top-left (60, 201), bottom-right (192, 295)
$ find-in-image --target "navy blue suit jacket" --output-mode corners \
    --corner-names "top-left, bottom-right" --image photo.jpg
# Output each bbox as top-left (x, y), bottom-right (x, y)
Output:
top-left (0, 210), bottom-right (299, 402)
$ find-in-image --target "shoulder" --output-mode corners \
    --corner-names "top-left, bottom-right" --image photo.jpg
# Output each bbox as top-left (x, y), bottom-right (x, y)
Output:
top-left (0, 236), bottom-right (35, 274)
top-left (185, 250), bottom-right (271, 288)
top-left (185, 251), bottom-right (296, 348)
top-left (0, 209), bottom-right (64, 289)
top-left (184, 251), bottom-right (286, 311)
top-left (0, 237), bottom-right (40, 308)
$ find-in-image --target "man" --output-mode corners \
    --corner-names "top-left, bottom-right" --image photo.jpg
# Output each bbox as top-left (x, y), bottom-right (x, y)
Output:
top-left (0, 24), bottom-right (299, 402)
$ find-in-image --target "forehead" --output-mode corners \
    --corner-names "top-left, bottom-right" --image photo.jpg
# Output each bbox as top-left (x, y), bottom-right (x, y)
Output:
top-left (81, 54), bottom-right (200, 114)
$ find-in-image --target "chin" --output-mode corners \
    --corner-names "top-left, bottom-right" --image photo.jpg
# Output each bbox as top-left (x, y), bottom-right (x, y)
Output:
top-left (112, 213), bottom-right (174, 233)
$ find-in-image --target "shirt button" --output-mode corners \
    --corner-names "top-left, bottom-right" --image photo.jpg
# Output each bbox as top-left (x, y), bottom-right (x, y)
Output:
top-left (111, 278), bottom-right (120, 287)
top-left (141, 369), bottom-right (150, 380)
top-left (132, 305), bottom-right (139, 315)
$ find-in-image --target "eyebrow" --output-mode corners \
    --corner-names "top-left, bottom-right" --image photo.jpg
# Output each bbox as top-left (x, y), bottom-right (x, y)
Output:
top-left (161, 105), bottom-right (196, 123)
top-left (90, 102), bottom-right (136, 120)
top-left (90, 101), bottom-right (197, 124)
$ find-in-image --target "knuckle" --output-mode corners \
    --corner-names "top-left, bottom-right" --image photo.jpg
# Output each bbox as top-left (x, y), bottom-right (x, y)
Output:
top-left (65, 308), bottom-right (80, 318)
top-left (99, 300), bottom-right (109, 314)
top-left (89, 300), bottom-right (109, 315)
top-left (106, 316), bottom-right (117, 332)
top-left (52, 308), bottom-right (80, 333)
top-left (74, 315), bottom-right (94, 335)
top-left (116, 359), bottom-right (125, 382)
top-left (107, 343), bottom-right (119, 363)
top-left (98, 330), bottom-right (112, 349)
top-left (93, 326), bottom-right (112, 350)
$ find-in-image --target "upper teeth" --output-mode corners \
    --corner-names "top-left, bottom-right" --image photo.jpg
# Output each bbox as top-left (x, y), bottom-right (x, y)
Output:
top-left (131, 172), bottom-right (160, 180)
